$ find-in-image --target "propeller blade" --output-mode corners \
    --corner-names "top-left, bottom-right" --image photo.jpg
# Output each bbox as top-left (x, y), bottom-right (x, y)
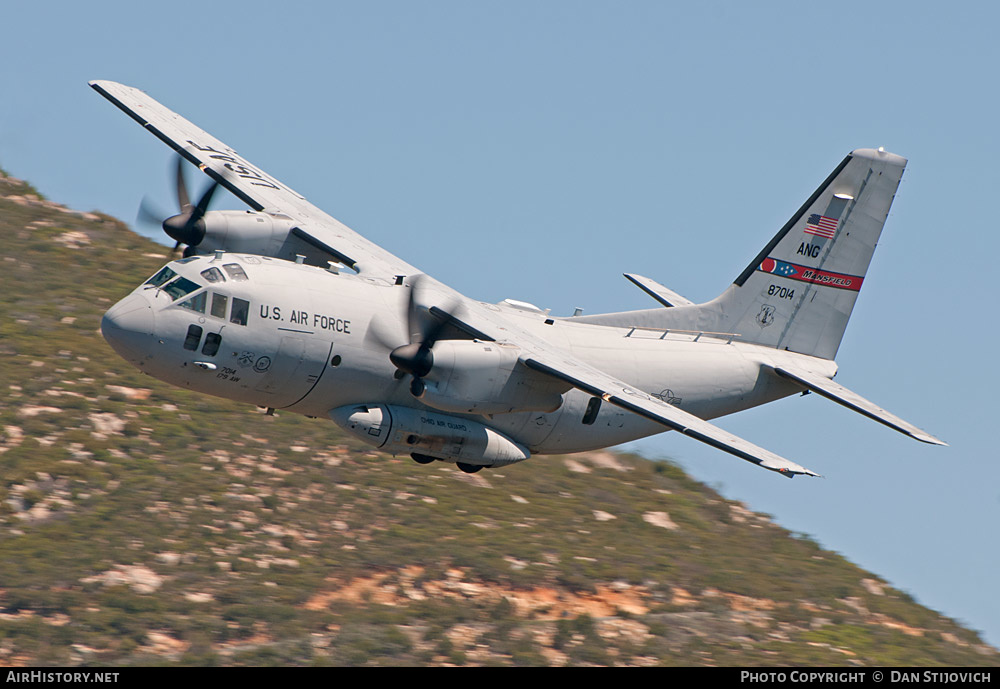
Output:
top-left (193, 181), bottom-right (218, 219)
top-left (404, 274), bottom-right (460, 345)
top-left (175, 156), bottom-right (191, 211)
top-left (405, 274), bottom-right (424, 343)
top-left (365, 315), bottom-right (405, 352)
top-left (137, 197), bottom-right (168, 228)
top-left (421, 306), bottom-right (459, 351)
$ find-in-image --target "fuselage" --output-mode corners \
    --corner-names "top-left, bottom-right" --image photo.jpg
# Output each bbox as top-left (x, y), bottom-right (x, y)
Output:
top-left (102, 253), bottom-right (833, 457)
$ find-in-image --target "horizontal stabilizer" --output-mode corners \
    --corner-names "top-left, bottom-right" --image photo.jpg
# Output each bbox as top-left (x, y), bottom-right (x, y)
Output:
top-left (623, 274), bottom-right (695, 308)
top-left (770, 366), bottom-right (946, 446)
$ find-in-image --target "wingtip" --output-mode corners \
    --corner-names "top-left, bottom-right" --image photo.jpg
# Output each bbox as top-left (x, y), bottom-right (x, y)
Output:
top-left (770, 462), bottom-right (822, 479)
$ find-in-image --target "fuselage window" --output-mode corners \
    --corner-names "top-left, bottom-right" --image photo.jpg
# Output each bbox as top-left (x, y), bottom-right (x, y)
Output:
top-left (145, 266), bottom-right (177, 288)
top-left (202, 332), bottom-right (222, 356)
top-left (178, 291), bottom-right (207, 313)
top-left (162, 277), bottom-right (202, 301)
top-left (230, 297), bottom-right (250, 326)
top-left (201, 267), bottom-right (225, 283)
top-left (211, 293), bottom-right (229, 319)
top-left (223, 263), bottom-right (249, 281)
top-left (183, 324), bottom-right (203, 351)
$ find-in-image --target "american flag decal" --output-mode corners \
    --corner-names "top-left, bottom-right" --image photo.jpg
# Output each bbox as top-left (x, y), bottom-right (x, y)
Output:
top-left (804, 213), bottom-right (838, 239)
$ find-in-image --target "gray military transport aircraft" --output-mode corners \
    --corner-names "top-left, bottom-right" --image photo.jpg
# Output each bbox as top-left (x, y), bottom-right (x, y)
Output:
top-left (92, 80), bottom-right (944, 479)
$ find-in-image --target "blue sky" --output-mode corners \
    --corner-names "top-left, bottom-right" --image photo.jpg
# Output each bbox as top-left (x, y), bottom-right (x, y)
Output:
top-left (3, 1), bottom-right (998, 647)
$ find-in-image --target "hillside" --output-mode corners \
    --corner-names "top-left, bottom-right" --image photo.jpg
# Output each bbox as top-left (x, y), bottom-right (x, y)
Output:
top-left (0, 169), bottom-right (995, 666)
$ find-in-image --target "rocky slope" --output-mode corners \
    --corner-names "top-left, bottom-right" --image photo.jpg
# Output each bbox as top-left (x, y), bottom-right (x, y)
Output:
top-left (0, 170), bottom-right (995, 666)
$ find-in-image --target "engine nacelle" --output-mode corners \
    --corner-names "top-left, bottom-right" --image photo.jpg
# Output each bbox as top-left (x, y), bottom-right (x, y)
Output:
top-left (194, 210), bottom-right (299, 256)
top-left (415, 340), bottom-right (565, 414)
top-left (329, 404), bottom-right (531, 467)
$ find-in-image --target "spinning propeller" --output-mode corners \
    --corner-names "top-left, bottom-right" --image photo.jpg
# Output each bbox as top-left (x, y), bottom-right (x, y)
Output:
top-left (368, 275), bottom-right (462, 395)
top-left (138, 156), bottom-right (219, 256)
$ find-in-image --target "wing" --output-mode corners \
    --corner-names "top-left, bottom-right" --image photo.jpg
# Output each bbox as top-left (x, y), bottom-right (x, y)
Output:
top-left (770, 365), bottom-right (946, 446)
top-left (90, 80), bottom-right (416, 279)
top-left (453, 301), bottom-right (821, 479)
top-left (521, 354), bottom-right (819, 478)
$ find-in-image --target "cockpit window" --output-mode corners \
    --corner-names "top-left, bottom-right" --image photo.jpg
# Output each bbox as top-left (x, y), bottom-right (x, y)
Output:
top-left (176, 256), bottom-right (201, 264)
top-left (222, 263), bottom-right (249, 281)
top-left (162, 277), bottom-right (202, 301)
top-left (178, 292), bottom-right (207, 313)
top-left (230, 297), bottom-right (250, 326)
top-left (145, 266), bottom-right (177, 288)
top-left (201, 267), bottom-right (225, 283)
top-left (210, 293), bottom-right (228, 319)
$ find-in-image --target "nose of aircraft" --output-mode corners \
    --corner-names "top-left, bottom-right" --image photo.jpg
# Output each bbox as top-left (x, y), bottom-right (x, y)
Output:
top-left (101, 293), bottom-right (155, 366)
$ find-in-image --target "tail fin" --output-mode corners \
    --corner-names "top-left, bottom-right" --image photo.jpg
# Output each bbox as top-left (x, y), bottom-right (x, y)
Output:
top-left (720, 147), bottom-right (906, 359)
top-left (576, 148), bottom-right (907, 360)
